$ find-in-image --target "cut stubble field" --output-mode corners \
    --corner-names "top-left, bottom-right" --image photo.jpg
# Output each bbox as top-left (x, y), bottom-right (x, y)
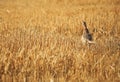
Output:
top-left (0, 0), bottom-right (120, 82)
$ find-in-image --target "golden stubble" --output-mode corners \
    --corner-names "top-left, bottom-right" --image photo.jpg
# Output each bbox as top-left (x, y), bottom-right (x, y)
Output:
top-left (0, 0), bottom-right (120, 82)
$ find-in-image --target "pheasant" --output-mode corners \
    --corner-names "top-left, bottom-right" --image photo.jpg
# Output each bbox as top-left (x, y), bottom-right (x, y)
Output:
top-left (81, 21), bottom-right (95, 45)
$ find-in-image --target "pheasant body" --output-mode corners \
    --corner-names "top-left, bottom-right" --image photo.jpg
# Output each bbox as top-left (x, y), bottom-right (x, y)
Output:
top-left (81, 21), bottom-right (93, 45)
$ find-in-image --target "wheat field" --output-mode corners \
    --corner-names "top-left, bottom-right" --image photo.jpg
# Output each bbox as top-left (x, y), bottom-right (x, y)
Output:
top-left (0, 0), bottom-right (120, 82)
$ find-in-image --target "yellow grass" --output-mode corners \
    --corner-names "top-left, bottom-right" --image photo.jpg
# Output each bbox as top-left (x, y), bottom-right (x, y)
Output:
top-left (0, 0), bottom-right (120, 82)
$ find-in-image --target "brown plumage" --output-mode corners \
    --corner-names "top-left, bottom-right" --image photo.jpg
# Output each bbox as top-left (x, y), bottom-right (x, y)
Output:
top-left (81, 21), bottom-right (94, 45)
